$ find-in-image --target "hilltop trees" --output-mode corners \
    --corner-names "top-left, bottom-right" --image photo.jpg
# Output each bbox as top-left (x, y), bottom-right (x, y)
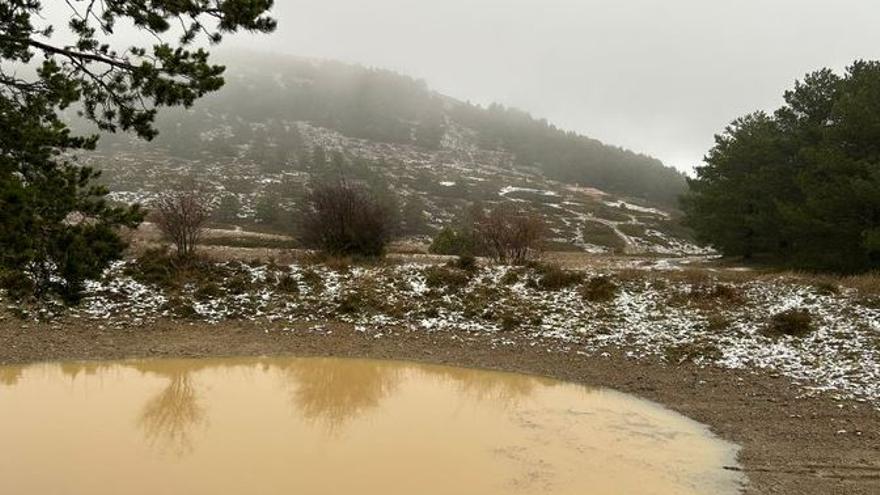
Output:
top-left (0, 1), bottom-right (275, 300)
top-left (124, 54), bottom-right (688, 207)
top-left (450, 102), bottom-right (688, 206)
top-left (683, 61), bottom-right (880, 273)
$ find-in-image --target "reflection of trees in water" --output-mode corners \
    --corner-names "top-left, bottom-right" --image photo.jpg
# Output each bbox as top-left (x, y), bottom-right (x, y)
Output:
top-left (59, 362), bottom-right (105, 380)
top-left (133, 362), bottom-right (208, 456)
top-left (281, 359), bottom-right (401, 432)
top-left (0, 366), bottom-right (23, 386)
top-left (138, 372), bottom-right (206, 455)
top-left (14, 357), bottom-right (578, 453)
top-left (418, 365), bottom-right (549, 406)
top-left (40, 360), bottom-right (209, 456)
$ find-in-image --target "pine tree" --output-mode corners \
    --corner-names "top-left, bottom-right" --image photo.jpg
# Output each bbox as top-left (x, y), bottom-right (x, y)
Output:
top-left (683, 60), bottom-right (880, 272)
top-left (0, 1), bottom-right (275, 301)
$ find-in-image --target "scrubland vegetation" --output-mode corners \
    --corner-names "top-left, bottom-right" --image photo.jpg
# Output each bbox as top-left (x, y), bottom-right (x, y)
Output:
top-left (4, 248), bottom-right (878, 408)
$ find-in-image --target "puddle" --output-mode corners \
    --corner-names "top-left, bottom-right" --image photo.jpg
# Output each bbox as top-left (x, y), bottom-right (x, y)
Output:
top-left (0, 357), bottom-right (744, 494)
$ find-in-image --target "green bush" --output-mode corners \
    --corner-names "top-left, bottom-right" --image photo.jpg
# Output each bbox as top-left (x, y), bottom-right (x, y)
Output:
top-left (299, 268), bottom-right (324, 292)
top-left (126, 248), bottom-right (178, 287)
top-left (223, 274), bottom-right (252, 295)
top-left (0, 270), bottom-right (36, 301)
top-left (499, 312), bottom-right (521, 331)
top-left (429, 227), bottom-right (477, 256)
top-left (276, 274), bottom-right (300, 294)
top-left (704, 313), bottom-right (732, 332)
top-left (194, 282), bottom-right (223, 300)
top-left (336, 277), bottom-right (385, 314)
top-left (500, 269), bottom-right (521, 285)
top-left (670, 283), bottom-right (744, 308)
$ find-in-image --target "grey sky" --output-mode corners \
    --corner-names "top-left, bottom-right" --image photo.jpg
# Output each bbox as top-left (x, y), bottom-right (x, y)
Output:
top-left (42, 1), bottom-right (880, 172)
top-left (219, 0), bottom-right (880, 173)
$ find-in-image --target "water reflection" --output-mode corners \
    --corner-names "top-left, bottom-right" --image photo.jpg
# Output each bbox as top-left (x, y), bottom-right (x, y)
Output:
top-left (2, 359), bottom-right (561, 453)
top-left (280, 358), bottom-right (401, 432)
top-left (0, 366), bottom-right (22, 386)
top-left (419, 364), bottom-right (555, 404)
top-left (137, 369), bottom-right (206, 455)
top-left (0, 358), bottom-right (745, 495)
top-left (59, 361), bottom-right (107, 380)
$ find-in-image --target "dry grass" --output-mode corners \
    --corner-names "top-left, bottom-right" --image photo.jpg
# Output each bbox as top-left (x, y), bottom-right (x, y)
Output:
top-left (335, 276), bottom-right (388, 315)
top-left (668, 283), bottom-right (745, 309)
top-left (764, 309), bottom-right (814, 338)
top-left (581, 220), bottom-right (626, 252)
top-left (532, 263), bottom-right (584, 290)
top-left (579, 276), bottom-right (619, 302)
top-left (200, 236), bottom-right (298, 250)
top-left (704, 312), bottom-right (733, 333)
top-left (839, 272), bottom-right (880, 295)
top-left (423, 266), bottom-right (471, 289)
top-left (760, 270), bottom-right (880, 300)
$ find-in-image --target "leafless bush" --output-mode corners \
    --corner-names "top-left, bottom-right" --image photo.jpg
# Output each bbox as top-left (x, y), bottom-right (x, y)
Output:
top-left (152, 189), bottom-right (213, 259)
top-left (474, 204), bottom-right (546, 265)
top-left (299, 181), bottom-right (394, 257)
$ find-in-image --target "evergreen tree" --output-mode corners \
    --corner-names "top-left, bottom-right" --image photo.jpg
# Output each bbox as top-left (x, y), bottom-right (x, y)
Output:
top-left (255, 191), bottom-right (284, 228)
top-left (400, 197), bottom-right (431, 236)
top-left (214, 194), bottom-right (242, 224)
top-left (683, 60), bottom-right (880, 272)
top-left (0, 1), bottom-right (275, 300)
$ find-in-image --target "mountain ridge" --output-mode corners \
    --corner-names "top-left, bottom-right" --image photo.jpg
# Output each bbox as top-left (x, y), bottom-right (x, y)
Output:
top-left (95, 51), bottom-right (686, 206)
top-left (83, 51), bottom-right (703, 255)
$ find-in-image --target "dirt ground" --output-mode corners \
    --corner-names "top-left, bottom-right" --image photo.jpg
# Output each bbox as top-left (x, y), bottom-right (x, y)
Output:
top-left (0, 318), bottom-right (877, 494)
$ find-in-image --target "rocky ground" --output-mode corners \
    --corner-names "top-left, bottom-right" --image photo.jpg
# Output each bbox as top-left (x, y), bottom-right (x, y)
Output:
top-left (85, 121), bottom-right (707, 255)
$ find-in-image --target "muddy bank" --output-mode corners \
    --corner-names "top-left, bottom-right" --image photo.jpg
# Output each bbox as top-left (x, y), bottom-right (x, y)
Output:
top-left (1, 319), bottom-right (877, 494)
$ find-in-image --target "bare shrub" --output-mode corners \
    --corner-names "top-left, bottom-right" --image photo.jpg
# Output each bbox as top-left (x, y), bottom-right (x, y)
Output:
top-left (299, 181), bottom-right (394, 257)
top-left (152, 189), bottom-right (213, 259)
top-left (580, 276), bottom-right (619, 302)
top-left (474, 204), bottom-right (546, 265)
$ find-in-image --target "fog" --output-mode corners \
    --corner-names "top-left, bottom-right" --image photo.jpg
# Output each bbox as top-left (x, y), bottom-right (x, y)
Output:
top-left (44, 1), bottom-right (880, 172)
top-left (218, 0), bottom-right (878, 172)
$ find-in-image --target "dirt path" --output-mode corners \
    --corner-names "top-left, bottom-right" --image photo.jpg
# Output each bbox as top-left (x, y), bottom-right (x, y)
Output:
top-left (0, 318), bottom-right (877, 494)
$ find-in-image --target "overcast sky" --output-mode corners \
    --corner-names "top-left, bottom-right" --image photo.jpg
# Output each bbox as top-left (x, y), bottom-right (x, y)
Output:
top-left (217, 0), bottom-right (880, 172)
top-left (43, 1), bottom-right (880, 172)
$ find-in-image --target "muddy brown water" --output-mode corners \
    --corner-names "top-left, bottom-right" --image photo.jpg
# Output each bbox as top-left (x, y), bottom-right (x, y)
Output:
top-left (0, 357), bottom-right (744, 494)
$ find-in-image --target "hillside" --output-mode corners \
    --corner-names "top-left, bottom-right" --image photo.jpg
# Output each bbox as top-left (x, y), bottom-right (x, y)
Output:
top-left (81, 52), bottom-right (701, 255)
